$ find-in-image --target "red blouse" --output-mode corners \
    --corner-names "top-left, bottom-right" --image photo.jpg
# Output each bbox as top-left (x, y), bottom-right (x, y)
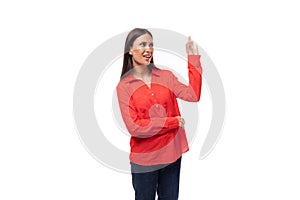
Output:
top-left (117, 55), bottom-right (202, 166)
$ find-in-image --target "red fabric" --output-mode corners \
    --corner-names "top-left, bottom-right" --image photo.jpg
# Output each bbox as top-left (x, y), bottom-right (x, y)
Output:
top-left (117, 55), bottom-right (202, 166)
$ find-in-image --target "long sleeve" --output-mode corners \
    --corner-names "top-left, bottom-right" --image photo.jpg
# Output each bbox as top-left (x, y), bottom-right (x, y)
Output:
top-left (116, 82), bottom-right (179, 138)
top-left (170, 55), bottom-right (202, 102)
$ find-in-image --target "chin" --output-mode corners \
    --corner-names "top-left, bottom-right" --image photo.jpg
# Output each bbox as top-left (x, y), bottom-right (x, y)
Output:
top-left (140, 61), bottom-right (150, 66)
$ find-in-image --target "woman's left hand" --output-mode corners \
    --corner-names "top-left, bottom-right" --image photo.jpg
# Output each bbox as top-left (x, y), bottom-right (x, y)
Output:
top-left (186, 36), bottom-right (199, 55)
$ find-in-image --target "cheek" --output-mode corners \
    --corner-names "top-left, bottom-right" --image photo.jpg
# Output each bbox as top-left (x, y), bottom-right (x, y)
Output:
top-left (132, 50), bottom-right (143, 59)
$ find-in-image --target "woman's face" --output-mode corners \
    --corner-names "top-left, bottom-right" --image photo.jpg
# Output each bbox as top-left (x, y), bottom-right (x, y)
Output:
top-left (130, 33), bottom-right (154, 67)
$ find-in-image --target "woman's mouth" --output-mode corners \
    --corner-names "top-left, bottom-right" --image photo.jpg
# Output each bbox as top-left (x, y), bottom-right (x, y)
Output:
top-left (143, 54), bottom-right (152, 60)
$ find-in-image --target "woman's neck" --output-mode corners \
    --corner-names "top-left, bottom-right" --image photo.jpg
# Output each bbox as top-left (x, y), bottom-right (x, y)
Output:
top-left (133, 65), bottom-right (151, 80)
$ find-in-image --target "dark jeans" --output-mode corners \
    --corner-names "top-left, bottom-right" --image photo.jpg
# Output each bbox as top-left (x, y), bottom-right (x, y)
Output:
top-left (131, 157), bottom-right (182, 200)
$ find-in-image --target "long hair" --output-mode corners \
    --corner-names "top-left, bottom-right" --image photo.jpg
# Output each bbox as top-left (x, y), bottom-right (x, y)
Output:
top-left (120, 28), bottom-right (159, 79)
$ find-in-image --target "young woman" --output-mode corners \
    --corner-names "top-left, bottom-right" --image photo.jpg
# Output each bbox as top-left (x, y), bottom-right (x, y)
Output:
top-left (116, 28), bottom-right (202, 200)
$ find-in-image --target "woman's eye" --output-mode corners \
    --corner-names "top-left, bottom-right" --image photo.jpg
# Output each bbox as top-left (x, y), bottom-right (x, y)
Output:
top-left (138, 42), bottom-right (153, 48)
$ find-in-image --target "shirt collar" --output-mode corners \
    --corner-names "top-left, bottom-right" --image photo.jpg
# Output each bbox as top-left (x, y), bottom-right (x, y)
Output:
top-left (122, 68), bottom-right (160, 83)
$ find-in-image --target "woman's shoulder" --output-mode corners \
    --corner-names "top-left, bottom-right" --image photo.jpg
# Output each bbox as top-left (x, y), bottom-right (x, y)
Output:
top-left (117, 75), bottom-right (131, 89)
top-left (152, 69), bottom-right (174, 77)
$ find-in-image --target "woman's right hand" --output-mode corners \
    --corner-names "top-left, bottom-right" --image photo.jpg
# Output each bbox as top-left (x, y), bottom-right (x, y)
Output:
top-left (176, 116), bottom-right (185, 129)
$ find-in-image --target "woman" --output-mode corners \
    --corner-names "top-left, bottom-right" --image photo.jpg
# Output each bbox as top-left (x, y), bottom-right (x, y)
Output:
top-left (116, 28), bottom-right (202, 200)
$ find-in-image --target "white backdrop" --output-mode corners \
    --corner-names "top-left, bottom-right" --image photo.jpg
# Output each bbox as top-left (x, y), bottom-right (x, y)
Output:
top-left (1, 0), bottom-right (299, 199)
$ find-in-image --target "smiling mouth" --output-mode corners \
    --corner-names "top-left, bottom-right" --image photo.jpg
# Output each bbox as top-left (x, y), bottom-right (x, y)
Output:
top-left (143, 54), bottom-right (152, 59)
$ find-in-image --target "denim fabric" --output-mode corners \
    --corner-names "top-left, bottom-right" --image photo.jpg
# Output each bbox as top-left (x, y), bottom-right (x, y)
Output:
top-left (131, 157), bottom-right (181, 200)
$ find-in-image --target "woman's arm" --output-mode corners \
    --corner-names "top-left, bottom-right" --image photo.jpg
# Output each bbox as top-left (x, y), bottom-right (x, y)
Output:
top-left (170, 36), bottom-right (202, 102)
top-left (170, 54), bottom-right (202, 102)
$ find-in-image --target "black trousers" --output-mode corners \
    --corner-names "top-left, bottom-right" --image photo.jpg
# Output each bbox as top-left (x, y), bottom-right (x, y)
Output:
top-left (131, 157), bottom-right (182, 200)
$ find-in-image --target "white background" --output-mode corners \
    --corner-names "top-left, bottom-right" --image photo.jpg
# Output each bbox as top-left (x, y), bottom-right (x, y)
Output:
top-left (1, 0), bottom-right (299, 199)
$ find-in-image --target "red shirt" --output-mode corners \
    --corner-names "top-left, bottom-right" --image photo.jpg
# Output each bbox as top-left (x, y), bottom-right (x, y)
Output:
top-left (117, 55), bottom-right (202, 166)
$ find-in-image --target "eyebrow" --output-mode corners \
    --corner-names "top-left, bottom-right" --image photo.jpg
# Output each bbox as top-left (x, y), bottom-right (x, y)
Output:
top-left (139, 42), bottom-right (154, 45)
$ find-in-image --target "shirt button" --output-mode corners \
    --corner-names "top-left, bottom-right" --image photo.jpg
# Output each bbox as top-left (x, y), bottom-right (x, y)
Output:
top-left (151, 93), bottom-right (154, 96)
